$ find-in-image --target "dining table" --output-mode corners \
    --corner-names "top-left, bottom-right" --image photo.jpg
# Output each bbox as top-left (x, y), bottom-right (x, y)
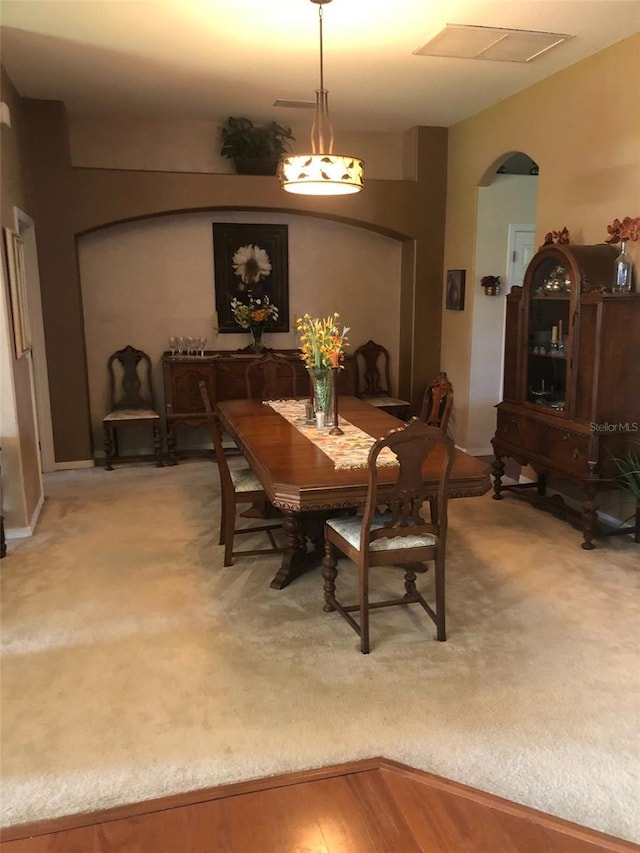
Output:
top-left (216, 396), bottom-right (491, 590)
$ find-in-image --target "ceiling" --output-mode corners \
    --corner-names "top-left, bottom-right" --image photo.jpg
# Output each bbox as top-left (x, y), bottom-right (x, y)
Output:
top-left (0, 1), bottom-right (638, 133)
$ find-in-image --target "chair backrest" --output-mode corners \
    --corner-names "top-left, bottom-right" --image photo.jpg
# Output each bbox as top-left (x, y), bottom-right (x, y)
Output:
top-left (353, 339), bottom-right (392, 398)
top-left (198, 380), bottom-right (232, 487)
top-left (107, 345), bottom-right (156, 411)
top-left (245, 351), bottom-right (298, 400)
top-left (419, 372), bottom-right (454, 432)
top-left (362, 419), bottom-right (455, 553)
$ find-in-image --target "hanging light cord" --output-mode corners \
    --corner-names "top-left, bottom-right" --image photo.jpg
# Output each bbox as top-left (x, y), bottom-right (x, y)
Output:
top-left (311, 1), bottom-right (334, 155)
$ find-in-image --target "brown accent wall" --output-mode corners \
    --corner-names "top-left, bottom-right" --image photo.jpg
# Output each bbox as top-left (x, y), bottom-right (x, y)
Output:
top-left (20, 101), bottom-right (448, 462)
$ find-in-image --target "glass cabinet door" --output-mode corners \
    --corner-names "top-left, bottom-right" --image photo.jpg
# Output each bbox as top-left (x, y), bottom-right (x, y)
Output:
top-left (524, 255), bottom-right (572, 414)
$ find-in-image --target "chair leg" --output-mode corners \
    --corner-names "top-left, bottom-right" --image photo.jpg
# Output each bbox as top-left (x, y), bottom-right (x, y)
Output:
top-left (434, 556), bottom-right (446, 641)
top-left (321, 540), bottom-right (338, 612)
top-left (153, 425), bottom-right (164, 467)
top-left (359, 562), bottom-right (370, 655)
top-left (219, 499), bottom-right (227, 546)
top-left (223, 500), bottom-right (236, 566)
top-left (403, 569), bottom-right (417, 599)
top-left (103, 425), bottom-right (114, 471)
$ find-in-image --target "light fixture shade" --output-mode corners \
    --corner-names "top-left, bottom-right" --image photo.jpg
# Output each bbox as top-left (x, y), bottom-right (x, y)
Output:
top-left (278, 152), bottom-right (364, 195)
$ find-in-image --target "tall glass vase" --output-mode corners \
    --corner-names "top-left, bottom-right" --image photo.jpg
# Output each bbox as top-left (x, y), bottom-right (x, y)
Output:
top-left (308, 366), bottom-right (334, 424)
top-left (613, 239), bottom-right (633, 293)
top-left (249, 325), bottom-right (266, 352)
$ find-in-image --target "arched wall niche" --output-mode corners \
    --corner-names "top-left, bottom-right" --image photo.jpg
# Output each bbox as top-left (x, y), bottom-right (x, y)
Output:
top-left (76, 208), bottom-right (410, 458)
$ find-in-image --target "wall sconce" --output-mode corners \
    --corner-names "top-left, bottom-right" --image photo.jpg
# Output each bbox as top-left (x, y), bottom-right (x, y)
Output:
top-left (481, 275), bottom-right (501, 296)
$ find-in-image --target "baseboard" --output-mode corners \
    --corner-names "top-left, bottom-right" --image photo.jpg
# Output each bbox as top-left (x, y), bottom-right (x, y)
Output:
top-left (53, 459), bottom-right (95, 471)
top-left (5, 492), bottom-right (45, 540)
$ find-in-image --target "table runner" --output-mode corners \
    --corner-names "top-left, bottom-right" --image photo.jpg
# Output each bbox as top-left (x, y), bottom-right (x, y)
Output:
top-left (267, 399), bottom-right (398, 470)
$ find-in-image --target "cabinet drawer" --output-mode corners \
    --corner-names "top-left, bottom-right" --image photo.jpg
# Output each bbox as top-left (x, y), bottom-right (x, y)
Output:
top-left (495, 411), bottom-right (592, 477)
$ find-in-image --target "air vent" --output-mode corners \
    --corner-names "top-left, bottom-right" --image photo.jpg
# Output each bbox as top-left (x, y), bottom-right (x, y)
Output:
top-left (414, 24), bottom-right (573, 63)
top-left (273, 99), bottom-right (316, 109)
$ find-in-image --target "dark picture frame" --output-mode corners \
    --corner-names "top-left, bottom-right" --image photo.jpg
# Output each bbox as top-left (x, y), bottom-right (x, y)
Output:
top-left (446, 269), bottom-right (466, 311)
top-left (213, 223), bottom-right (289, 333)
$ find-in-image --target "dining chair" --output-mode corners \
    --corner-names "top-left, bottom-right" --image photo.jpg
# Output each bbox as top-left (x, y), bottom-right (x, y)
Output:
top-left (102, 345), bottom-right (164, 470)
top-left (322, 418), bottom-right (455, 654)
top-left (353, 339), bottom-right (411, 419)
top-left (420, 371), bottom-right (454, 432)
top-left (419, 372), bottom-right (454, 524)
top-left (245, 351), bottom-right (298, 400)
top-left (199, 381), bottom-right (283, 566)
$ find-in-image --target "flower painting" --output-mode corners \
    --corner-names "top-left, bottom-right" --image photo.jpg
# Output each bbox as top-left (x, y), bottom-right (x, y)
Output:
top-left (213, 223), bottom-right (289, 333)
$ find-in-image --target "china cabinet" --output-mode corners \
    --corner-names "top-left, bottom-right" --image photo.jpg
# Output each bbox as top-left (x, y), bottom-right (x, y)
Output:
top-left (492, 242), bottom-right (640, 548)
top-left (162, 349), bottom-right (355, 462)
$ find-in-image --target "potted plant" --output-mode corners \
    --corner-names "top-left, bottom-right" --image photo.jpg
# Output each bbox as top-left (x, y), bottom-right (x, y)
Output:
top-left (219, 116), bottom-right (294, 176)
top-left (480, 275), bottom-right (501, 296)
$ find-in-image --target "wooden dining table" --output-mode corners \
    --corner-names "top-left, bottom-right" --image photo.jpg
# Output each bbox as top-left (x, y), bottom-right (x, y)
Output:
top-left (216, 396), bottom-right (491, 590)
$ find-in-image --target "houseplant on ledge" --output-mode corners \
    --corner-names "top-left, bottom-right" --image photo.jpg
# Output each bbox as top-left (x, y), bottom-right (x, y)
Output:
top-left (220, 116), bottom-right (294, 176)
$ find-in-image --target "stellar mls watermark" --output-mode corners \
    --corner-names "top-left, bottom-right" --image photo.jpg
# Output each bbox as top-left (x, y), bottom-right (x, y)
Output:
top-left (590, 422), bottom-right (639, 433)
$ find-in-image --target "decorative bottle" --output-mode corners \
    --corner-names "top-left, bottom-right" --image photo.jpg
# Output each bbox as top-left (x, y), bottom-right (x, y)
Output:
top-left (612, 239), bottom-right (633, 293)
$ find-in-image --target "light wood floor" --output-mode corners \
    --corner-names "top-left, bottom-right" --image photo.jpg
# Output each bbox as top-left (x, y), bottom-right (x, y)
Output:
top-left (1, 759), bottom-right (637, 852)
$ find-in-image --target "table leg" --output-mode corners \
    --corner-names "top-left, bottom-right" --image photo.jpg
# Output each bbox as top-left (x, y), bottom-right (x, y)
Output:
top-left (269, 511), bottom-right (310, 589)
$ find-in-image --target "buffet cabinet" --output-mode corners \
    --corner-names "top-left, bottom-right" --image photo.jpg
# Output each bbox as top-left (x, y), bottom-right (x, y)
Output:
top-left (162, 349), bottom-right (356, 461)
top-left (491, 242), bottom-right (640, 549)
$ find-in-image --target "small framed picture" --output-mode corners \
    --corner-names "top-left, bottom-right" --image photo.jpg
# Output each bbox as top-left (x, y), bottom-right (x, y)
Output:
top-left (446, 269), bottom-right (466, 311)
top-left (3, 228), bottom-right (31, 357)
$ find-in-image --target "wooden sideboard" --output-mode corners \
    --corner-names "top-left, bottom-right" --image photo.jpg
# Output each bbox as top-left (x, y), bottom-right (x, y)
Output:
top-left (162, 349), bottom-right (356, 461)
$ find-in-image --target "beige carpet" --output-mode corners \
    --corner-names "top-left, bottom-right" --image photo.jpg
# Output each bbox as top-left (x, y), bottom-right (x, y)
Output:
top-left (1, 460), bottom-right (639, 841)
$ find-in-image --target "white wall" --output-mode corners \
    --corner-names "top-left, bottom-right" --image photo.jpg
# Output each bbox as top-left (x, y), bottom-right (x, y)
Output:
top-left (466, 174), bottom-right (538, 454)
top-left (78, 210), bottom-right (402, 457)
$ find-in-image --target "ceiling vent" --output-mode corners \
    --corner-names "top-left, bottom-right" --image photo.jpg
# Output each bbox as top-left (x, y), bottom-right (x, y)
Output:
top-left (273, 99), bottom-right (315, 109)
top-left (414, 24), bottom-right (573, 63)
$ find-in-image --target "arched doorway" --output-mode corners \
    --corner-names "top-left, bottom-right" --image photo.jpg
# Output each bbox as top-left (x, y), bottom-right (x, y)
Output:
top-left (466, 152), bottom-right (539, 455)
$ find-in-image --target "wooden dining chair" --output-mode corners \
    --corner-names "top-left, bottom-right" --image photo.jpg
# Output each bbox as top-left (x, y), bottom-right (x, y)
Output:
top-left (322, 419), bottom-right (455, 654)
top-left (353, 339), bottom-right (411, 419)
top-left (420, 371), bottom-right (454, 432)
top-left (199, 381), bottom-right (283, 566)
top-left (419, 372), bottom-right (454, 524)
top-left (102, 345), bottom-right (164, 470)
top-left (245, 351), bottom-right (298, 400)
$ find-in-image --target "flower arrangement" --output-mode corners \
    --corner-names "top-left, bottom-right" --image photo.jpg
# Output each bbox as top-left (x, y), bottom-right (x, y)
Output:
top-left (296, 313), bottom-right (350, 369)
top-left (604, 216), bottom-right (640, 244)
top-left (230, 293), bottom-right (279, 330)
top-left (480, 275), bottom-right (500, 295)
top-left (232, 244), bottom-right (272, 287)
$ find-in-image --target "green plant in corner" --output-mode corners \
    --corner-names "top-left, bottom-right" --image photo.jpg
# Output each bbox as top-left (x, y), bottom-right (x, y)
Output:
top-left (220, 116), bottom-right (294, 175)
top-left (613, 442), bottom-right (640, 502)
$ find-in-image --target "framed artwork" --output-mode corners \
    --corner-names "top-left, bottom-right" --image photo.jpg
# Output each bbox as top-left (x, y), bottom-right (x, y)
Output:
top-left (3, 228), bottom-right (31, 357)
top-left (213, 223), bottom-right (289, 333)
top-left (446, 269), bottom-right (466, 311)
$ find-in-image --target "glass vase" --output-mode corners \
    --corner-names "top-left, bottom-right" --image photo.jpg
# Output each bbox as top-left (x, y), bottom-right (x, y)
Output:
top-left (308, 366), bottom-right (334, 425)
top-left (613, 239), bottom-right (633, 293)
top-left (249, 325), bottom-right (266, 352)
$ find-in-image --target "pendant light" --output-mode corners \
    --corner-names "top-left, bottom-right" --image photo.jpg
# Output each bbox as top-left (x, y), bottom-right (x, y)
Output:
top-left (278, 0), bottom-right (364, 196)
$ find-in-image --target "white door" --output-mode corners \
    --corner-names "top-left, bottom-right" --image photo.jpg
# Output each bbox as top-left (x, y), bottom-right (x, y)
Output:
top-left (507, 225), bottom-right (536, 290)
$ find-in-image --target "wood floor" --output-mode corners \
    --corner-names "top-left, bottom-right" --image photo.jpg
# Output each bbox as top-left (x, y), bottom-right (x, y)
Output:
top-left (1, 758), bottom-right (637, 852)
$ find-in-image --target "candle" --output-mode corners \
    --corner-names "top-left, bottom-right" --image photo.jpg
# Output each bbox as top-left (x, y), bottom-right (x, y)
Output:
top-left (551, 325), bottom-right (558, 343)
top-left (558, 319), bottom-right (563, 344)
